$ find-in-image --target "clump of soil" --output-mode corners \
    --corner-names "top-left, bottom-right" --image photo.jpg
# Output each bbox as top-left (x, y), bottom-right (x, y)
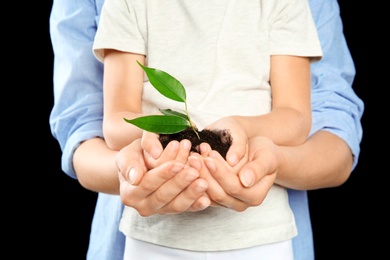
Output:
top-left (159, 128), bottom-right (232, 159)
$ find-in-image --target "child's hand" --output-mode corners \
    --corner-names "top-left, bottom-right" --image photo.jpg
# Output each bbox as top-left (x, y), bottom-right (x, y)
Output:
top-left (141, 130), bottom-right (192, 169)
top-left (204, 116), bottom-right (248, 167)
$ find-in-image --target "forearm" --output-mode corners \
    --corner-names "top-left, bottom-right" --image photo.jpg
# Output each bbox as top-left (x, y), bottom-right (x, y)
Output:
top-left (275, 131), bottom-right (353, 190)
top-left (233, 108), bottom-right (311, 146)
top-left (102, 51), bottom-right (146, 150)
top-left (73, 137), bottom-right (120, 195)
top-left (103, 111), bottom-right (144, 150)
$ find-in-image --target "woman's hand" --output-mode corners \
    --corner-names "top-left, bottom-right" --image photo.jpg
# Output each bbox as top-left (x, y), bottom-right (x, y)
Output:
top-left (116, 139), bottom-right (210, 216)
top-left (189, 136), bottom-right (278, 212)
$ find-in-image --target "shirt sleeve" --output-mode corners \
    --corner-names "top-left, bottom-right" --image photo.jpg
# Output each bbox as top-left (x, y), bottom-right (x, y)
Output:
top-left (309, 0), bottom-right (364, 171)
top-left (270, 0), bottom-right (322, 60)
top-left (49, 0), bottom-right (105, 179)
top-left (93, 0), bottom-right (146, 62)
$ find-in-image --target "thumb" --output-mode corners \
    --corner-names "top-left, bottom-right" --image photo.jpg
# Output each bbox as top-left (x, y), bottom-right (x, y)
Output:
top-left (116, 139), bottom-right (147, 185)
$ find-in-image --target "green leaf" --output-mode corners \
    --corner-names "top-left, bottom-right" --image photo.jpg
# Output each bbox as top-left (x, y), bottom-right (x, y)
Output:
top-left (137, 61), bottom-right (186, 102)
top-left (124, 115), bottom-right (190, 134)
top-left (159, 108), bottom-right (189, 121)
top-left (128, 61), bottom-right (198, 138)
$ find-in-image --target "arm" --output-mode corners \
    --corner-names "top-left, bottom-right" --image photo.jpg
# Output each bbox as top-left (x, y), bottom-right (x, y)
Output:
top-left (101, 50), bottom-right (146, 150)
top-left (73, 137), bottom-right (119, 194)
top-left (275, 131), bottom-right (353, 190)
top-left (275, 0), bottom-right (364, 188)
top-left (187, 0), bottom-right (364, 209)
top-left (50, 0), bottom-right (105, 180)
top-left (185, 130), bottom-right (352, 210)
top-left (205, 55), bottom-right (313, 166)
top-left (203, 55), bottom-right (312, 166)
top-left (233, 56), bottom-right (312, 146)
top-left (308, 0), bottom-right (364, 173)
top-left (50, 0), bottom-right (208, 212)
top-left (218, 0), bottom-right (363, 191)
top-left (125, 0), bottom-right (363, 210)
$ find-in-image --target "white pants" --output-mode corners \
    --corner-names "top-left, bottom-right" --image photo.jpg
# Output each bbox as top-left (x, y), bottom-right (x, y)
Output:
top-left (124, 237), bottom-right (293, 260)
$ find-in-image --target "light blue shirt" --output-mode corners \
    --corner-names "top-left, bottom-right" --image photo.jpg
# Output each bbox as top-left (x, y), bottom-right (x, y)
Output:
top-left (49, 0), bottom-right (364, 259)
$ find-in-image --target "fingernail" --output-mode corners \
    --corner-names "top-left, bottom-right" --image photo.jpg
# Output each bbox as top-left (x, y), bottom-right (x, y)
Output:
top-left (169, 141), bottom-right (179, 151)
top-left (204, 158), bottom-right (216, 171)
top-left (197, 198), bottom-right (210, 210)
top-left (195, 183), bottom-right (208, 193)
top-left (227, 153), bottom-right (238, 166)
top-left (185, 171), bottom-right (198, 182)
top-left (150, 146), bottom-right (160, 159)
top-left (199, 143), bottom-right (207, 154)
top-left (188, 156), bottom-right (201, 170)
top-left (240, 170), bottom-right (254, 187)
top-left (171, 163), bottom-right (184, 173)
top-left (129, 167), bottom-right (138, 184)
top-left (181, 139), bottom-right (191, 151)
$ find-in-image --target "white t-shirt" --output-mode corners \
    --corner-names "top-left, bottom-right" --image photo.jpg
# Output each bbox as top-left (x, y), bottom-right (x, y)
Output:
top-left (94, 0), bottom-right (322, 251)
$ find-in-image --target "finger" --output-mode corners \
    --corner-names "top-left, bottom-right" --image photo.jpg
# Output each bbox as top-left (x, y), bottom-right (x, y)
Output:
top-left (121, 162), bottom-right (182, 203)
top-left (198, 142), bottom-right (212, 157)
top-left (141, 162), bottom-right (186, 194)
top-left (247, 170), bottom-right (276, 205)
top-left (203, 154), bottom-right (268, 210)
top-left (141, 131), bottom-right (163, 159)
top-left (188, 154), bottom-right (237, 208)
top-left (139, 163), bottom-right (208, 215)
top-left (203, 156), bottom-right (248, 203)
top-left (120, 162), bottom-right (186, 216)
top-left (186, 195), bottom-right (211, 212)
top-left (116, 139), bottom-right (148, 185)
top-left (225, 135), bottom-right (248, 167)
top-left (162, 177), bottom-right (210, 213)
top-left (239, 136), bottom-right (278, 187)
top-left (144, 139), bottom-right (192, 169)
top-left (144, 140), bottom-right (180, 169)
top-left (174, 139), bottom-right (192, 163)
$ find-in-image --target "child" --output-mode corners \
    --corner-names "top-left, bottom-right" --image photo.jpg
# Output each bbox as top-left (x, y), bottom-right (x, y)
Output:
top-left (93, 0), bottom-right (322, 258)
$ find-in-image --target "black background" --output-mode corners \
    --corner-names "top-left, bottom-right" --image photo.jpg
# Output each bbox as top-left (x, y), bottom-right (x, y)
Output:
top-left (44, 1), bottom-right (382, 259)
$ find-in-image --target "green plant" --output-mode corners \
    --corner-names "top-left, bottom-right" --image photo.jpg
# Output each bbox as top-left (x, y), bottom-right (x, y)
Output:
top-left (124, 61), bottom-right (199, 138)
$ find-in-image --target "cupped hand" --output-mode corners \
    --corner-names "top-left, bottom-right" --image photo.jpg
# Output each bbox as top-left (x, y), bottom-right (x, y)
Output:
top-left (204, 116), bottom-right (248, 167)
top-left (116, 139), bottom-right (210, 216)
top-left (189, 136), bottom-right (278, 212)
top-left (140, 130), bottom-right (192, 169)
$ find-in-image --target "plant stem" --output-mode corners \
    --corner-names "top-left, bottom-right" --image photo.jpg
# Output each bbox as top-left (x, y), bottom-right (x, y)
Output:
top-left (184, 102), bottom-right (200, 139)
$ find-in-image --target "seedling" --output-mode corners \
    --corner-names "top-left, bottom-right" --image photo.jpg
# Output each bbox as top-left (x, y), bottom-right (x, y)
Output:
top-left (124, 61), bottom-right (200, 139)
top-left (124, 61), bottom-right (232, 159)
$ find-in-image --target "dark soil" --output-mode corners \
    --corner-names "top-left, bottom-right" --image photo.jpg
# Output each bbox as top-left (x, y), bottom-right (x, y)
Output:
top-left (159, 128), bottom-right (232, 159)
